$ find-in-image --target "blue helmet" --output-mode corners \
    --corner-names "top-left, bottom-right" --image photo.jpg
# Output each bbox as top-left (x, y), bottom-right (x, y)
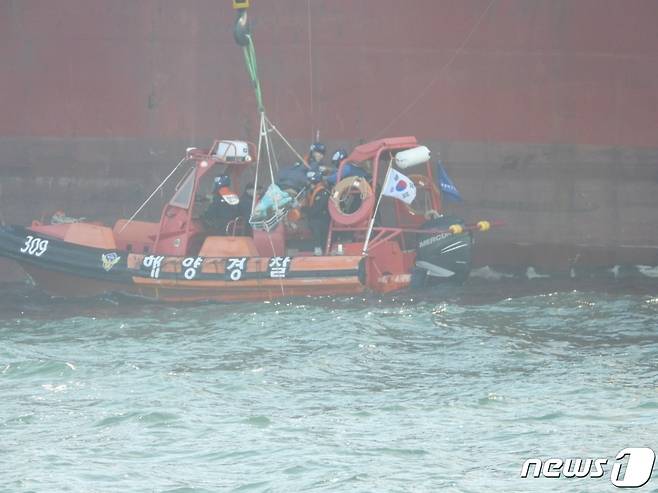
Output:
top-left (331, 148), bottom-right (348, 167)
top-left (306, 170), bottom-right (322, 184)
top-left (213, 174), bottom-right (231, 191)
top-left (309, 142), bottom-right (326, 155)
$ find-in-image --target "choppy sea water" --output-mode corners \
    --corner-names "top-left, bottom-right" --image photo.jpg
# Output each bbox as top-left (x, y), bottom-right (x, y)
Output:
top-left (1, 280), bottom-right (657, 493)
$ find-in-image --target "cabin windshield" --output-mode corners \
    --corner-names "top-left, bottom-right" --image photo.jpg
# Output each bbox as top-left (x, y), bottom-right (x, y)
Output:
top-left (169, 167), bottom-right (196, 209)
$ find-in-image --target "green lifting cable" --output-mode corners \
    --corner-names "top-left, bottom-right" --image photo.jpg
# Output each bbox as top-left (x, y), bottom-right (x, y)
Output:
top-left (242, 35), bottom-right (263, 112)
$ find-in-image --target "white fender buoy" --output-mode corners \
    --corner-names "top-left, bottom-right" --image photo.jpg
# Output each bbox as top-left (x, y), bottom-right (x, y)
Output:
top-left (395, 146), bottom-right (431, 169)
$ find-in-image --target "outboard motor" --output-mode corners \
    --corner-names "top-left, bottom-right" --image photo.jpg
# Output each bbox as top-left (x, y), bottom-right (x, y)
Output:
top-left (411, 214), bottom-right (473, 287)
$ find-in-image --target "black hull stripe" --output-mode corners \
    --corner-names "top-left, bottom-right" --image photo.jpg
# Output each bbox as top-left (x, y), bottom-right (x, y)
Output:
top-left (0, 225), bottom-right (362, 284)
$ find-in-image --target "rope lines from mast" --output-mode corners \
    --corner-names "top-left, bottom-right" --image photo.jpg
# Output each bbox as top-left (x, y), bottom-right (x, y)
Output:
top-left (234, 7), bottom-right (306, 232)
top-left (306, 0), bottom-right (315, 142)
top-left (119, 156), bottom-right (188, 233)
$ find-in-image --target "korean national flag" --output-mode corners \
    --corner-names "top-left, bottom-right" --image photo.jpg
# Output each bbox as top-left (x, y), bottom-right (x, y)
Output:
top-left (382, 169), bottom-right (416, 205)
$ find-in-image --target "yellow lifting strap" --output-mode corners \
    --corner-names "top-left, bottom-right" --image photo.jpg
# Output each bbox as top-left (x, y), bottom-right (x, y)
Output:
top-left (232, 0), bottom-right (249, 9)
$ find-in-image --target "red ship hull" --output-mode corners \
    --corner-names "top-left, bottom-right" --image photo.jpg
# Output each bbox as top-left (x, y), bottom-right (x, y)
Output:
top-left (1, 1), bottom-right (657, 279)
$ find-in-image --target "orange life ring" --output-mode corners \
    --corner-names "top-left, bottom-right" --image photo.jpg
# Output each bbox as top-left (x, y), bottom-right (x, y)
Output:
top-left (328, 176), bottom-right (375, 225)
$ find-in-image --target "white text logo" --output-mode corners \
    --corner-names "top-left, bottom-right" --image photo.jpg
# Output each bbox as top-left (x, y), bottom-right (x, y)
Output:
top-left (521, 447), bottom-right (656, 488)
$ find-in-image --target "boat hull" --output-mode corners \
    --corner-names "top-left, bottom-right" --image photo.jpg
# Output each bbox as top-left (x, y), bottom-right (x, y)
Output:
top-left (19, 262), bottom-right (138, 298)
top-left (0, 225), bottom-right (366, 302)
top-left (130, 277), bottom-right (364, 303)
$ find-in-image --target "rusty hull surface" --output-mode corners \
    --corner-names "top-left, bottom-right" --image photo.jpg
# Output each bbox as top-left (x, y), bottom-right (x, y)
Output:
top-left (1, 1), bottom-right (657, 280)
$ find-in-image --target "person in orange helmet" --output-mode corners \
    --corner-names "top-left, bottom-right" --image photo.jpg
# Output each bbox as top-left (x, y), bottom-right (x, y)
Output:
top-left (201, 175), bottom-right (241, 235)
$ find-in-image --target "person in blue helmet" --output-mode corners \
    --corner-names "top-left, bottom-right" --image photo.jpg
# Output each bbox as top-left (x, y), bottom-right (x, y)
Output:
top-left (201, 174), bottom-right (241, 235)
top-left (325, 148), bottom-right (370, 186)
top-left (303, 169), bottom-right (331, 255)
top-left (307, 142), bottom-right (327, 174)
top-left (276, 161), bottom-right (310, 193)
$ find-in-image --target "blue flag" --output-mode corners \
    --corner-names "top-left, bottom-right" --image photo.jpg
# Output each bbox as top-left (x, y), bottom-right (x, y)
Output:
top-left (435, 161), bottom-right (463, 202)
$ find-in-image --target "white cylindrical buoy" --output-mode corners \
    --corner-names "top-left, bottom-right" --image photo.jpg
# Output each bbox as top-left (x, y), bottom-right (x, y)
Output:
top-left (395, 146), bottom-right (431, 169)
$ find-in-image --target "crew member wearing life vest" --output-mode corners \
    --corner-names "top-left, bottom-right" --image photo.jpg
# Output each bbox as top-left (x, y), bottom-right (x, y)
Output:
top-left (277, 161), bottom-right (310, 194)
top-left (307, 142), bottom-right (327, 174)
top-left (303, 170), bottom-right (331, 255)
top-left (201, 175), bottom-right (241, 235)
top-left (326, 148), bottom-right (370, 186)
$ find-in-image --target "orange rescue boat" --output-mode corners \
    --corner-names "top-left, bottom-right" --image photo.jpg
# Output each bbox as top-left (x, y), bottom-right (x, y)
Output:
top-left (0, 136), bottom-right (498, 302)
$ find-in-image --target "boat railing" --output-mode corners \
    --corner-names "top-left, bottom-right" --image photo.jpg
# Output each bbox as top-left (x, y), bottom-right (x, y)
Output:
top-left (331, 221), bottom-right (503, 253)
top-left (330, 226), bottom-right (405, 252)
top-left (248, 208), bottom-right (289, 232)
